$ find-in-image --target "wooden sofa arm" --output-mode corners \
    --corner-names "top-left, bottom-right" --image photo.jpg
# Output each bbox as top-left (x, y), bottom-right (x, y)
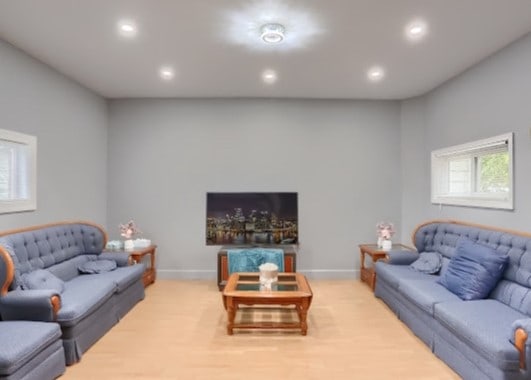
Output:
top-left (0, 247), bottom-right (15, 296)
top-left (51, 295), bottom-right (61, 318)
top-left (515, 328), bottom-right (528, 370)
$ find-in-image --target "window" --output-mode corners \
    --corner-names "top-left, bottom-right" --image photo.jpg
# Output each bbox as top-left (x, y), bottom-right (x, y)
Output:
top-left (431, 133), bottom-right (513, 210)
top-left (0, 129), bottom-right (37, 213)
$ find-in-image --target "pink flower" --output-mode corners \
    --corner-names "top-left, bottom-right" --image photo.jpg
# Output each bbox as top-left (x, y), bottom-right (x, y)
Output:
top-left (119, 220), bottom-right (141, 239)
top-left (376, 222), bottom-right (395, 240)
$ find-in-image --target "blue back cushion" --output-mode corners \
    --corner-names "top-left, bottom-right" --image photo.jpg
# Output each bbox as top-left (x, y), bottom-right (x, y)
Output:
top-left (78, 259), bottom-right (117, 274)
top-left (410, 251), bottom-right (443, 274)
top-left (21, 269), bottom-right (65, 293)
top-left (438, 238), bottom-right (508, 300)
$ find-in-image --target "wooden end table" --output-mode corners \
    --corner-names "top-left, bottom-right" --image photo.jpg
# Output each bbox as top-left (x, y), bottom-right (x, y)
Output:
top-left (127, 245), bottom-right (157, 287)
top-left (359, 243), bottom-right (411, 291)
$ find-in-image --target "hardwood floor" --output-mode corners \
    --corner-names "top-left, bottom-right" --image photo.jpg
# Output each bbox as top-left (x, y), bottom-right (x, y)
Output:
top-left (63, 280), bottom-right (460, 380)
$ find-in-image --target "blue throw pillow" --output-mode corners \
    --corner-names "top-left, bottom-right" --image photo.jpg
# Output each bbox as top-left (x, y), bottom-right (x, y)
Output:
top-left (438, 238), bottom-right (508, 300)
top-left (21, 269), bottom-right (65, 294)
top-left (78, 259), bottom-right (117, 274)
top-left (410, 252), bottom-right (443, 274)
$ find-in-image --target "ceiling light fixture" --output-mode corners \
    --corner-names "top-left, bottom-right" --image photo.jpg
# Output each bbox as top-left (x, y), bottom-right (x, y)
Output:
top-left (224, 3), bottom-right (324, 51)
top-left (262, 69), bottom-right (278, 84)
top-left (405, 20), bottom-right (428, 41)
top-left (367, 66), bottom-right (385, 82)
top-left (260, 23), bottom-right (285, 44)
top-left (159, 66), bottom-right (175, 80)
top-left (117, 20), bottom-right (138, 37)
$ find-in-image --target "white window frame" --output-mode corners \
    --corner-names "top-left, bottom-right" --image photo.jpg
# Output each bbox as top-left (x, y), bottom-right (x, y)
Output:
top-left (0, 129), bottom-right (37, 214)
top-left (431, 133), bottom-right (513, 210)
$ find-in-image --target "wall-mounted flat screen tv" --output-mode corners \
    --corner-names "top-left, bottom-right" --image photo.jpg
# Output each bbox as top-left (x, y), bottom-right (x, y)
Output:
top-left (206, 192), bottom-right (298, 246)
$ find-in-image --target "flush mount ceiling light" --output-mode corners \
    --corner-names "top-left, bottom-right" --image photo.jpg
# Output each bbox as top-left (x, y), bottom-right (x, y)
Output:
top-left (117, 20), bottom-right (138, 38)
top-left (262, 69), bottom-right (278, 84)
top-left (405, 20), bottom-right (428, 42)
top-left (367, 66), bottom-right (385, 82)
top-left (159, 66), bottom-right (175, 80)
top-left (260, 23), bottom-right (285, 44)
top-left (223, 0), bottom-right (325, 51)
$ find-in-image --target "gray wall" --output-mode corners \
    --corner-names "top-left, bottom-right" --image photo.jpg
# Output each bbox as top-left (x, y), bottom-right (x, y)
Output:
top-left (0, 40), bottom-right (108, 230)
top-left (400, 32), bottom-right (531, 240)
top-left (107, 99), bottom-right (401, 279)
top-left (400, 96), bottom-right (428, 244)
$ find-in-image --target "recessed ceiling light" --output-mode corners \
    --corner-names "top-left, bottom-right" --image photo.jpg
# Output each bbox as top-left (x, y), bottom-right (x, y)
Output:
top-left (405, 20), bottom-right (428, 41)
top-left (262, 69), bottom-right (278, 84)
top-left (367, 66), bottom-right (385, 82)
top-left (159, 66), bottom-right (175, 80)
top-left (260, 23), bottom-right (285, 44)
top-left (117, 20), bottom-right (138, 37)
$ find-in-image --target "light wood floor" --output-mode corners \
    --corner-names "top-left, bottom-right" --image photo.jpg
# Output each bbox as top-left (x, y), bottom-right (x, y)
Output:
top-left (63, 280), bottom-right (460, 380)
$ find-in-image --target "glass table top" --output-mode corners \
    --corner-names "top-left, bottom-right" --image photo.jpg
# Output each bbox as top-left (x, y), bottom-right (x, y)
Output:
top-left (235, 283), bottom-right (299, 291)
top-left (234, 274), bottom-right (299, 292)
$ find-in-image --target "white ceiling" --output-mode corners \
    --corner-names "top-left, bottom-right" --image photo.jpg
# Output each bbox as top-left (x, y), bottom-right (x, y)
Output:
top-left (1, 0), bottom-right (530, 100)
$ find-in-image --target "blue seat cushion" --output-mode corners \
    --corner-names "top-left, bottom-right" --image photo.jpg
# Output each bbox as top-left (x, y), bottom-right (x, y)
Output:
top-left (438, 238), bottom-right (509, 300)
top-left (57, 276), bottom-right (115, 326)
top-left (434, 299), bottom-right (524, 370)
top-left (399, 279), bottom-right (461, 315)
top-left (91, 264), bottom-right (145, 292)
top-left (375, 261), bottom-right (437, 289)
top-left (0, 321), bottom-right (62, 375)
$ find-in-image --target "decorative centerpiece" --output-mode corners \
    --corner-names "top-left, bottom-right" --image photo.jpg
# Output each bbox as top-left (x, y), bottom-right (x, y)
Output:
top-left (376, 221), bottom-right (395, 251)
top-left (119, 220), bottom-right (141, 251)
top-left (259, 262), bottom-right (278, 291)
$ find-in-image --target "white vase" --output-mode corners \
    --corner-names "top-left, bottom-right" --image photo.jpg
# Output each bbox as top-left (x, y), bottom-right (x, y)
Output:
top-left (382, 240), bottom-right (392, 251)
top-left (377, 237), bottom-right (384, 248)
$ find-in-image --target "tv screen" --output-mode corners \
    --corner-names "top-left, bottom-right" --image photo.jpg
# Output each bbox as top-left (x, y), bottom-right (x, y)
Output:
top-left (206, 192), bottom-right (298, 246)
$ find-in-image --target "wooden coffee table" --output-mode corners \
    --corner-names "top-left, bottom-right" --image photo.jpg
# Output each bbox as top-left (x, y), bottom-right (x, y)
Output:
top-left (222, 272), bottom-right (313, 335)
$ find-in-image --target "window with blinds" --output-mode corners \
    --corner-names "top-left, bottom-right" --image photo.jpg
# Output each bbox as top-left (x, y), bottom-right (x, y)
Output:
top-left (431, 133), bottom-right (513, 210)
top-left (0, 129), bottom-right (36, 213)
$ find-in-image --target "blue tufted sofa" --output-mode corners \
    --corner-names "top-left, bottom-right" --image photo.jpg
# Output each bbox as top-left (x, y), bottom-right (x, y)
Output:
top-left (375, 220), bottom-right (531, 380)
top-left (0, 222), bottom-right (145, 366)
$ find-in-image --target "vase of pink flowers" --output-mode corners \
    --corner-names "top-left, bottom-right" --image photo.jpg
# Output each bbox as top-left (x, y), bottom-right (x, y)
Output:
top-left (376, 222), bottom-right (395, 250)
top-left (119, 220), bottom-right (141, 251)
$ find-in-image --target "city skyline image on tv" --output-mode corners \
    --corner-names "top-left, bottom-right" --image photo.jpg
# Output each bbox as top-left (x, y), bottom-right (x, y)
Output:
top-left (206, 192), bottom-right (298, 246)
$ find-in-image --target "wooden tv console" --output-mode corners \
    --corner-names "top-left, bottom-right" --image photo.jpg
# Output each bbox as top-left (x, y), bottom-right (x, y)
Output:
top-left (217, 245), bottom-right (297, 290)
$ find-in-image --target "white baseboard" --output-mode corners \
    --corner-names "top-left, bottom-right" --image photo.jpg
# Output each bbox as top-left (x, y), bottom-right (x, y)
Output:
top-left (156, 269), bottom-right (359, 280)
top-left (298, 269), bottom-right (359, 280)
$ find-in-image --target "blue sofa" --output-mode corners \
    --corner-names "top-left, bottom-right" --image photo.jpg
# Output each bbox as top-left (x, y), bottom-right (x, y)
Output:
top-left (375, 220), bottom-right (531, 380)
top-left (0, 222), bottom-right (145, 366)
